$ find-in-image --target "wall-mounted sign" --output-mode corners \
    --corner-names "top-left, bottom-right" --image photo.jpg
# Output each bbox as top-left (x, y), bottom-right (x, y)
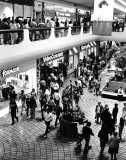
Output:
top-left (92, 0), bottom-right (114, 35)
top-left (92, 0), bottom-right (114, 21)
top-left (56, 11), bottom-right (71, 17)
top-left (81, 45), bottom-right (86, 50)
top-left (34, 1), bottom-right (42, 12)
top-left (3, 67), bottom-right (19, 77)
top-left (43, 52), bottom-right (63, 63)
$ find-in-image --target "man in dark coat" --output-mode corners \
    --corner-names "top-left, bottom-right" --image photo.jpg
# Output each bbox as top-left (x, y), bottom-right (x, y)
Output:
top-left (9, 89), bottom-right (18, 125)
top-left (55, 106), bottom-right (62, 127)
top-left (82, 122), bottom-right (94, 153)
top-left (29, 93), bottom-right (37, 119)
top-left (112, 103), bottom-right (118, 124)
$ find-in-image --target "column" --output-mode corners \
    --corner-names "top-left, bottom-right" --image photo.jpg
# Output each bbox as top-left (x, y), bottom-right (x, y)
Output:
top-left (23, 5), bottom-right (24, 18)
top-left (12, 1), bottom-right (15, 19)
top-left (41, 2), bottom-right (45, 22)
top-left (33, 0), bottom-right (35, 19)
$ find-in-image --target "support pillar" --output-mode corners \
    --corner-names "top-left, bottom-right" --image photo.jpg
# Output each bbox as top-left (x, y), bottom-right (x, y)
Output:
top-left (41, 2), bottom-right (45, 23)
top-left (12, 1), bottom-right (15, 19)
top-left (33, 0), bottom-right (35, 19)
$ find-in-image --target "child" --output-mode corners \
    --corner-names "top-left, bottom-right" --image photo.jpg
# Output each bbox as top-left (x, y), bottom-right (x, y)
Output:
top-left (119, 117), bottom-right (125, 140)
top-left (108, 132), bottom-right (120, 160)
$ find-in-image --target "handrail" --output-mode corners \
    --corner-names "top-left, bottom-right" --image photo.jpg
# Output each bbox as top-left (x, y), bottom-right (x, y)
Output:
top-left (55, 27), bottom-right (69, 30)
top-left (29, 27), bottom-right (51, 31)
top-left (0, 29), bottom-right (23, 33)
top-left (72, 26), bottom-right (81, 28)
top-left (0, 25), bottom-right (92, 45)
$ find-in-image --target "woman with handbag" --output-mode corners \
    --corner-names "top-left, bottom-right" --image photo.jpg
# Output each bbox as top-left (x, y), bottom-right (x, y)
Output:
top-left (42, 108), bottom-right (53, 138)
top-left (108, 132), bottom-right (120, 160)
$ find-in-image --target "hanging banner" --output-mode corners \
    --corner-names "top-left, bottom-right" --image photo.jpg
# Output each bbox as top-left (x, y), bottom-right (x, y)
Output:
top-left (92, 0), bottom-right (114, 36)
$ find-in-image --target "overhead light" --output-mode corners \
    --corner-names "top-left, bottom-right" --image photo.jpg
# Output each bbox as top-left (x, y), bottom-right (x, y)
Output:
top-left (73, 47), bottom-right (78, 53)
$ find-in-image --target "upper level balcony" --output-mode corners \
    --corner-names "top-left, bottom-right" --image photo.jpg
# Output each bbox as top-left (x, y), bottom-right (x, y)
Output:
top-left (0, 23), bottom-right (126, 69)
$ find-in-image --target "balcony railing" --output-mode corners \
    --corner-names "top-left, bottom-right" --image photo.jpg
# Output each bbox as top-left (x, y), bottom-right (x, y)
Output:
top-left (0, 29), bottom-right (23, 45)
top-left (0, 24), bottom-right (92, 45)
top-left (29, 27), bottom-right (51, 41)
top-left (55, 27), bottom-right (68, 38)
top-left (71, 26), bottom-right (81, 35)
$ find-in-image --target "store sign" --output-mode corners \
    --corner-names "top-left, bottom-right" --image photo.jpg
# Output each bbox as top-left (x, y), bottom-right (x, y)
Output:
top-left (81, 45), bottom-right (86, 50)
top-left (56, 11), bottom-right (71, 17)
top-left (43, 52), bottom-right (63, 63)
top-left (34, 1), bottom-right (42, 12)
top-left (92, 0), bottom-right (114, 21)
top-left (92, 0), bottom-right (114, 36)
top-left (3, 67), bottom-right (19, 77)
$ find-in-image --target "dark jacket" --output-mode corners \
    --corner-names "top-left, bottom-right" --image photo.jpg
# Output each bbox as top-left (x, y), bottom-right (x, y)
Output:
top-left (82, 126), bottom-right (94, 140)
top-left (29, 97), bottom-right (37, 108)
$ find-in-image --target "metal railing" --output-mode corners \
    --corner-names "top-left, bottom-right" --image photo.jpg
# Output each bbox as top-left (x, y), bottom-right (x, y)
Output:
top-left (55, 27), bottom-right (69, 38)
top-left (0, 24), bottom-right (92, 45)
top-left (0, 29), bottom-right (23, 45)
top-left (29, 27), bottom-right (51, 41)
top-left (71, 26), bottom-right (81, 35)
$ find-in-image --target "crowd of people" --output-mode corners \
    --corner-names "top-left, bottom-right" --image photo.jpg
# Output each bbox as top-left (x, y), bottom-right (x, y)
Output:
top-left (112, 20), bottom-right (125, 32)
top-left (1, 39), bottom-right (125, 159)
top-left (0, 14), bottom-right (91, 45)
top-left (96, 102), bottom-right (126, 160)
top-left (74, 99), bottom-right (125, 159)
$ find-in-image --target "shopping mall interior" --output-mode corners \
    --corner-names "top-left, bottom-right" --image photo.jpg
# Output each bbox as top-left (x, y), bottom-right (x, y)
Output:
top-left (1, 0), bottom-right (126, 159)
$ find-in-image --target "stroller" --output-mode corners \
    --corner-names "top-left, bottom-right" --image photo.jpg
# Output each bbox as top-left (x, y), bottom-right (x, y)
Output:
top-left (74, 136), bottom-right (82, 154)
top-left (74, 123), bottom-right (84, 155)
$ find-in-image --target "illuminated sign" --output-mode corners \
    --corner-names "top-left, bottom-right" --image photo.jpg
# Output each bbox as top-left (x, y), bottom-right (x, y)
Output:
top-left (3, 67), bottom-right (19, 77)
top-left (34, 1), bottom-right (42, 12)
top-left (81, 45), bottom-right (86, 50)
top-left (43, 52), bottom-right (63, 63)
top-left (92, 0), bottom-right (114, 21)
top-left (56, 11), bottom-right (71, 17)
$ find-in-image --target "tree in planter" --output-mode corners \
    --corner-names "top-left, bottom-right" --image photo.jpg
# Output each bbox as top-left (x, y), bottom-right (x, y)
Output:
top-left (116, 56), bottom-right (126, 69)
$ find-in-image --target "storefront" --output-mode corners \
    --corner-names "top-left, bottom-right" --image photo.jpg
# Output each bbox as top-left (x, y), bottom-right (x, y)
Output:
top-left (3, 60), bottom-right (37, 94)
top-left (80, 41), bottom-right (97, 61)
top-left (45, 2), bottom-right (76, 22)
top-left (0, 1), bottom-right (33, 19)
top-left (36, 48), bottom-right (79, 91)
top-left (36, 52), bottom-right (64, 92)
top-left (67, 47), bottom-right (79, 74)
top-left (80, 44), bottom-right (88, 60)
top-left (34, 1), bottom-right (76, 22)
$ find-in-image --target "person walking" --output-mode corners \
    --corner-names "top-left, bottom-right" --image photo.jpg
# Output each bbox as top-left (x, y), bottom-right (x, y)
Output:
top-left (42, 108), bottom-right (53, 138)
top-left (55, 106), bottom-right (62, 127)
top-left (19, 90), bottom-right (26, 115)
top-left (9, 89), bottom-right (18, 125)
top-left (98, 128), bottom-right (109, 153)
top-left (95, 102), bottom-right (103, 124)
top-left (118, 117), bottom-right (125, 140)
top-left (112, 103), bottom-right (118, 124)
top-left (82, 122), bottom-right (94, 154)
top-left (29, 93), bottom-right (37, 119)
top-left (39, 91), bottom-right (47, 120)
top-left (26, 94), bottom-right (30, 117)
top-left (108, 132), bottom-right (120, 160)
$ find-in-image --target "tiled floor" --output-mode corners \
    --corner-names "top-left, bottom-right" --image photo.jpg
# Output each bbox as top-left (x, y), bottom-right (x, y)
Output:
top-left (0, 86), bottom-right (126, 160)
top-left (0, 72), bottom-right (126, 160)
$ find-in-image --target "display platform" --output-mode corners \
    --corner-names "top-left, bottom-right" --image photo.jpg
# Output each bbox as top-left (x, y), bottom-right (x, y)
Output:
top-left (101, 80), bottom-right (126, 100)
